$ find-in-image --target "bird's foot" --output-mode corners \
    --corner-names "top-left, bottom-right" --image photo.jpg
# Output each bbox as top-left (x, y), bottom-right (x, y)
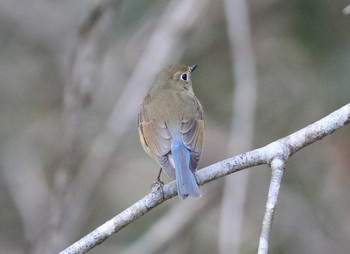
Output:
top-left (151, 178), bottom-right (164, 192)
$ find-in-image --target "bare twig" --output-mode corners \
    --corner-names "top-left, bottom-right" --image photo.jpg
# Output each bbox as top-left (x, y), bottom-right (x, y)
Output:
top-left (258, 158), bottom-right (285, 254)
top-left (219, 0), bottom-right (258, 253)
top-left (60, 103), bottom-right (350, 254)
top-left (120, 186), bottom-right (218, 254)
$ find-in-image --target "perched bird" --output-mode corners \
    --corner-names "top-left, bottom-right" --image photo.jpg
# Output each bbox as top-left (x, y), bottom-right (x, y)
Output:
top-left (138, 64), bottom-right (204, 199)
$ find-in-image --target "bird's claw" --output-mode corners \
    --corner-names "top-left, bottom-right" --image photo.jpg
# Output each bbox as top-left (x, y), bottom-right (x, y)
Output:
top-left (151, 179), bottom-right (164, 192)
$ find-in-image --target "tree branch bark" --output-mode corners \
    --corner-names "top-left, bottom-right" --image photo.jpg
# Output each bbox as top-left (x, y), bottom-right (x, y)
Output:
top-left (258, 158), bottom-right (285, 254)
top-left (59, 103), bottom-right (350, 254)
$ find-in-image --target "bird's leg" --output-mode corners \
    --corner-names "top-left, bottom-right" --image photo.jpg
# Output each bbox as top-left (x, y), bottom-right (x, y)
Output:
top-left (151, 168), bottom-right (164, 193)
top-left (156, 167), bottom-right (163, 184)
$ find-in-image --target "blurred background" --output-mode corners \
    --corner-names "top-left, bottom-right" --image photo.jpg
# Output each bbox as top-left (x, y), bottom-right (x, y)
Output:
top-left (0, 0), bottom-right (350, 253)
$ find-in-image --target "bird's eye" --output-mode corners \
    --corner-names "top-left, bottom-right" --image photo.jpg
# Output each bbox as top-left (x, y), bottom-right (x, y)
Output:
top-left (180, 73), bottom-right (187, 81)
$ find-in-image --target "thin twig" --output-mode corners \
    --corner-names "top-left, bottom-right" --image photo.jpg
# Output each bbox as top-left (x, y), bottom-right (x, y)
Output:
top-left (60, 103), bottom-right (350, 254)
top-left (258, 158), bottom-right (285, 254)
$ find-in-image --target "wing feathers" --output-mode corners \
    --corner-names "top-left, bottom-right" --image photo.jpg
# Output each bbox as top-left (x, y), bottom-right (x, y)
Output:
top-left (182, 119), bottom-right (204, 171)
top-left (138, 117), bottom-right (204, 176)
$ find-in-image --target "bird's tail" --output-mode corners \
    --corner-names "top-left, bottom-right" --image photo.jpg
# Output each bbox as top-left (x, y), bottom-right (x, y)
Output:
top-left (171, 140), bottom-right (201, 199)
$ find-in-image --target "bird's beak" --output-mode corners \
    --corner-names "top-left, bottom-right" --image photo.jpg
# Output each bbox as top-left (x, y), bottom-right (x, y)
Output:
top-left (189, 65), bottom-right (198, 73)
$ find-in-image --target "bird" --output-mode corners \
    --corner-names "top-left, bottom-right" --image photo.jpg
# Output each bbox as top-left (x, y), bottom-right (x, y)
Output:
top-left (138, 64), bottom-right (204, 199)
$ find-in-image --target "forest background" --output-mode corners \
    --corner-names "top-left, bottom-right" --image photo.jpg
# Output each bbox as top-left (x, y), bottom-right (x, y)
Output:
top-left (0, 1), bottom-right (350, 254)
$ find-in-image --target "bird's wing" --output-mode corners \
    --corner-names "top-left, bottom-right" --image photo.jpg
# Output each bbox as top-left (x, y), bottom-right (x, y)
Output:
top-left (138, 117), bottom-right (175, 178)
top-left (181, 118), bottom-right (204, 171)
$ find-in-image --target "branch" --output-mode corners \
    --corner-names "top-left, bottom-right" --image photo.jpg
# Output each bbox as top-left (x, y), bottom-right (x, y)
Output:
top-left (120, 186), bottom-right (219, 254)
top-left (258, 158), bottom-right (285, 254)
top-left (60, 103), bottom-right (350, 254)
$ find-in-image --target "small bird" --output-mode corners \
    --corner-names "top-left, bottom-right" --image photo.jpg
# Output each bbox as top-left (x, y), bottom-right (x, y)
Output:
top-left (138, 64), bottom-right (204, 199)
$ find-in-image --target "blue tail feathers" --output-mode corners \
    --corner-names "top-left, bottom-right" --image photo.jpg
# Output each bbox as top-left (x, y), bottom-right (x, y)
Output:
top-left (171, 140), bottom-right (200, 199)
